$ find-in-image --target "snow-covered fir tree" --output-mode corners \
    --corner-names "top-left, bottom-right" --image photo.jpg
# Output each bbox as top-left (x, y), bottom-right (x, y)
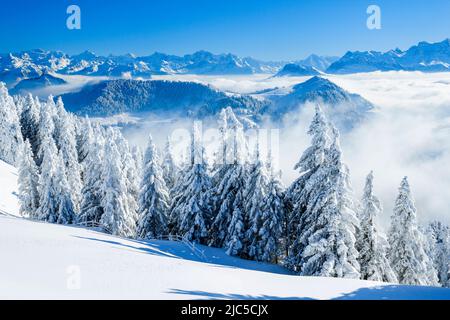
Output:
top-left (209, 108), bottom-right (232, 247)
top-left (242, 138), bottom-right (269, 260)
top-left (36, 98), bottom-right (56, 167)
top-left (78, 122), bottom-right (105, 225)
top-left (115, 132), bottom-right (140, 227)
top-left (223, 135), bottom-right (248, 255)
top-left (36, 137), bottom-right (57, 222)
top-left (209, 108), bottom-right (248, 255)
top-left (213, 108), bottom-right (229, 169)
top-left (225, 198), bottom-right (246, 257)
top-left (19, 94), bottom-right (40, 158)
top-left (100, 129), bottom-right (137, 237)
top-left (305, 127), bottom-right (360, 277)
top-left (388, 177), bottom-right (439, 286)
top-left (53, 96), bottom-right (66, 147)
top-left (12, 94), bottom-right (24, 115)
top-left (137, 135), bottom-right (170, 240)
top-left (44, 95), bottom-right (58, 133)
top-left (131, 145), bottom-right (143, 178)
top-left (287, 109), bottom-right (360, 279)
top-left (18, 140), bottom-right (40, 218)
top-left (285, 106), bottom-right (330, 267)
top-left (36, 134), bottom-right (58, 223)
top-left (425, 221), bottom-right (450, 287)
top-left (161, 136), bottom-right (179, 192)
top-left (54, 151), bottom-right (76, 224)
top-left (74, 116), bottom-right (92, 165)
top-left (53, 97), bottom-right (82, 212)
top-left (258, 152), bottom-right (286, 263)
top-left (169, 123), bottom-right (212, 244)
top-left (0, 83), bottom-right (23, 165)
top-left (36, 126), bottom-right (76, 225)
top-left (357, 171), bottom-right (397, 283)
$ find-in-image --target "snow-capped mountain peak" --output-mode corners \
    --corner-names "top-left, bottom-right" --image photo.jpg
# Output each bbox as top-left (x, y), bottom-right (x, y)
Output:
top-left (273, 63), bottom-right (320, 77)
top-left (327, 38), bottom-right (450, 74)
top-left (262, 76), bottom-right (374, 130)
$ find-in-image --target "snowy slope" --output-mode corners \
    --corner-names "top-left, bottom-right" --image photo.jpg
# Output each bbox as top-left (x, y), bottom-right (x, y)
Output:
top-left (1, 161), bottom-right (450, 300)
top-left (1, 215), bottom-right (450, 300)
top-left (12, 73), bottom-right (67, 95)
top-left (0, 160), bottom-right (20, 217)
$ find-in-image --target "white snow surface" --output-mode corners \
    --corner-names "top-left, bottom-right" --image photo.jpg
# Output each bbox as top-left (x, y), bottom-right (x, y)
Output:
top-left (1, 215), bottom-right (450, 300)
top-left (1, 161), bottom-right (450, 300)
top-left (0, 160), bottom-right (19, 217)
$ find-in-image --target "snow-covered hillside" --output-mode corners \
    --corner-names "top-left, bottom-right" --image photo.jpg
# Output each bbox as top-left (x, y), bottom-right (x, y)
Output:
top-left (0, 160), bottom-right (19, 217)
top-left (1, 159), bottom-right (450, 299)
top-left (60, 79), bottom-right (266, 119)
top-left (56, 77), bottom-right (374, 132)
top-left (0, 161), bottom-right (450, 299)
top-left (12, 73), bottom-right (67, 95)
top-left (261, 76), bottom-right (374, 130)
top-left (1, 214), bottom-right (450, 300)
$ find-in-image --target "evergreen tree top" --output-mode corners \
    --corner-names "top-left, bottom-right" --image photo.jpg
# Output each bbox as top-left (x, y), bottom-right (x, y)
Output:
top-left (144, 134), bottom-right (157, 164)
top-left (394, 176), bottom-right (417, 218)
top-left (364, 171), bottom-right (375, 197)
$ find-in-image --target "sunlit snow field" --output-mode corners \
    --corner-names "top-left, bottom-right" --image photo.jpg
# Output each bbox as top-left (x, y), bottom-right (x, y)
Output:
top-left (1, 212), bottom-right (450, 299)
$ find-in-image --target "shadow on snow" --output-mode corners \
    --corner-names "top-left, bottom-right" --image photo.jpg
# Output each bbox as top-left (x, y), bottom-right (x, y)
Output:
top-left (167, 289), bottom-right (314, 300)
top-left (72, 234), bottom-right (292, 276)
top-left (334, 285), bottom-right (450, 300)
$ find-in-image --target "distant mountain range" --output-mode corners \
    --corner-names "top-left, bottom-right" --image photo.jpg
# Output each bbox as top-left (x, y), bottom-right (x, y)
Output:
top-left (327, 39), bottom-right (450, 74)
top-left (0, 50), bottom-right (282, 87)
top-left (0, 49), bottom-right (337, 87)
top-left (273, 39), bottom-right (450, 74)
top-left (2, 39), bottom-right (450, 89)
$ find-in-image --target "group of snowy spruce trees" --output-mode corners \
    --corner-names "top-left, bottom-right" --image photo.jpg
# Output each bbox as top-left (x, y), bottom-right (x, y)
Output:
top-left (0, 82), bottom-right (449, 287)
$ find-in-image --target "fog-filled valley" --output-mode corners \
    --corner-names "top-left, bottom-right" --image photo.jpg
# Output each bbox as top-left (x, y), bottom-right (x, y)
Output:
top-left (25, 70), bottom-right (450, 228)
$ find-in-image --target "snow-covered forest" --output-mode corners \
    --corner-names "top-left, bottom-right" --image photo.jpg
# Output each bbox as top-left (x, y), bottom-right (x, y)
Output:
top-left (0, 81), bottom-right (449, 288)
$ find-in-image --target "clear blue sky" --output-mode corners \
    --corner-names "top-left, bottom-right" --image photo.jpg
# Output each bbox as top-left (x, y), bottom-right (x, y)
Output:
top-left (1, 0), bottom-right (450, 60)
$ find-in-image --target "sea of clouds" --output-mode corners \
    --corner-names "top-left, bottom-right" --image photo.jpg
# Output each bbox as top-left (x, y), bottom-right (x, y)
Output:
top-left (54, 70), bottom-right (450, 230)
top-left (328, 71), bottom-right (450, 228)
top-left (149, 71), bottom-right (450, 229)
